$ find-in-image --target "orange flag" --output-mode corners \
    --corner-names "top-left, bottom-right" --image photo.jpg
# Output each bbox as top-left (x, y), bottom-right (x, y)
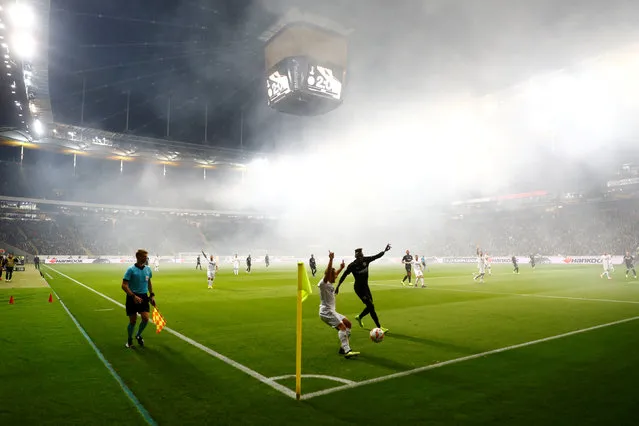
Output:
top-left (152, 307), bottom-right (167, 333)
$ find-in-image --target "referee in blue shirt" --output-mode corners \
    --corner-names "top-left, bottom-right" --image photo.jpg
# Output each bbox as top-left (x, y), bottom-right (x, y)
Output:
top-left (122, 249), bottom-right (156, 348)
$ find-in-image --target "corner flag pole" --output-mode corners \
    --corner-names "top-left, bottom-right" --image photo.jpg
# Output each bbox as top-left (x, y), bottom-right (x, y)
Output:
top-left (295, 262), bottom-right (304, 400)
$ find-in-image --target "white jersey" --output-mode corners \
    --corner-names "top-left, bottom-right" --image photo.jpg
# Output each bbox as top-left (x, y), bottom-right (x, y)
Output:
top-left (232, 258), bottom-right (240, 269)
top-left (477, 255), bottom-right (486, 272)
top-left (318, 278), bottom-right (337, 316)
top-left (153, 256), bottom-right (160, 265)
top-left (207, 259), bottom-right (217, 274)
top-left (412, 260), bottom-right (423, 274)
top-left (601, 255), bottom-right (611, 270)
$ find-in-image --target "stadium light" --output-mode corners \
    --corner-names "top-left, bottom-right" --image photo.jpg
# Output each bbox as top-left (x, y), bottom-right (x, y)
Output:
top-left (11, 32), bottom-right (36, 59)
top-left (32, 119), bottom-right (44, 136)
top-left (8, 3), bottom-right (36, 29)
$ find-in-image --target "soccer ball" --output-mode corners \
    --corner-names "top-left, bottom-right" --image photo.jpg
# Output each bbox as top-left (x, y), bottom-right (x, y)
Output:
top-left (369, 328), bottom-right (384, 343)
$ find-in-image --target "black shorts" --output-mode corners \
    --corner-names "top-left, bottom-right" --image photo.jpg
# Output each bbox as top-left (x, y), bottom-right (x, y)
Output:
top-left (354, 284), bottom-right (373, 304)
top-left (405, 265), bottom-right (412, 273)
top-left (125, 293), bottom-right (150, 316)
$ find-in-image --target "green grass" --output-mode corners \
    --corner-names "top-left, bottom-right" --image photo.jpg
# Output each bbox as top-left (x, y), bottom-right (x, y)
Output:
top-left (2, 263), bottom-right (639, 425)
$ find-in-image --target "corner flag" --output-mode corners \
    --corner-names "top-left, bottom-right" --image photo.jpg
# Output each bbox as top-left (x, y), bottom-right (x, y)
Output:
top-left (152, 307), bottom-right (167, 333)
top-left (295, 261), bottom-right (312, 400)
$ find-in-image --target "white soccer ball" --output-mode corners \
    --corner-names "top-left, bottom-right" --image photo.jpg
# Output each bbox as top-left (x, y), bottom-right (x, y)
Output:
top-left (369, 328), bottom-right (384, 343)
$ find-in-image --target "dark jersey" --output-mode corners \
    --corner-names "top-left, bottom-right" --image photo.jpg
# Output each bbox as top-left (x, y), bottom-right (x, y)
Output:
top-left (402, 254), bottom-right (413, 268)
top-left (196, 256), bottom-right (201, 264)
top-left (309, 257), bottom-right (316, 267)
top-left (624, 255), bottom-right (635, 267)
top-left (246, 256), bottom-right (252, 265)
top-left (512, 256), bottom-right (518, 265)
top-left (339, 251), bottom-right (386, 288)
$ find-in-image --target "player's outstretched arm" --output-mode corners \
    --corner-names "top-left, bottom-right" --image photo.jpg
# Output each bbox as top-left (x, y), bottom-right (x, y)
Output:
top-left (335, 263), bottom-right (353, 293)
top-left (366, 244), bottom-right (391, 263)
top-left (324, 251), bottom-right (334, 282)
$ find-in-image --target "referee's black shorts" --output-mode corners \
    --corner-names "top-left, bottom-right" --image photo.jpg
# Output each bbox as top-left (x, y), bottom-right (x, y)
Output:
top-left (125, 293), bottom-right (150, 316)
top-left (354, 284), bottom-right (373, 304)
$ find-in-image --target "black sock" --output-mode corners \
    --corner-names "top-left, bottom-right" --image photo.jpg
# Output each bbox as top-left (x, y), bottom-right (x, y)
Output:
top-left (369, 305), bottom-right (381, 328)
top-left (359, 306), bottom-right (370, 319)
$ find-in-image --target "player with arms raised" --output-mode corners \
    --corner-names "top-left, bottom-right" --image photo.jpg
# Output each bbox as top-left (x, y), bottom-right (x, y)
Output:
top-left (202, 250), bottom-right (219, 289)
top-left (318, 251), bottom-right (359, 358)
top-left (473, 247), bottom-right (486, 283)
top-left (335, 244), bottom-right (391, 334)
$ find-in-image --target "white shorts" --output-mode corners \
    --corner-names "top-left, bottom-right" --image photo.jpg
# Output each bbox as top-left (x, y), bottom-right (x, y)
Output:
top-left (320, 311), bottom-right (346, 329)
top-left (478, 266), bottom-right (485, 274)
top-left (415, 271), bottom-right (424, 278)
top-left (207, 271), bottom-right (216, 280)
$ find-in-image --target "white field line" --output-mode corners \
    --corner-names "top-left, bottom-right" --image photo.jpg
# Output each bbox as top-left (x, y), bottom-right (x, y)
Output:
top-left (44, 266), bottom-right (296, 399)
top-left (301, 315), bottom-right (639, 400)
top-left (370, 281), bottom-right (639, 305)
top-left (269, 374), bottom-right (355, 385)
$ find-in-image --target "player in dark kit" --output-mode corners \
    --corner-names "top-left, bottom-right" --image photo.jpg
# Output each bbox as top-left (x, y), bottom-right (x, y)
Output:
top-left (624, 251), bottom-right (637, 279)
top-left (265, 254), bottom-right (270, 268)
top-left (512, 255), bottom-right (519, 274)
top-left (529, 254), bottom-right (536, 269)
top-left (246, 254), bottom-right (252, 273)
top-left (309, 254), bottom-right (317, 276)
top-left (196, 255), bottom-right (202, 270)
top-left (335, 244), bottom-right (391, 334)
top-left (401, 250), bottom-right (413, 286)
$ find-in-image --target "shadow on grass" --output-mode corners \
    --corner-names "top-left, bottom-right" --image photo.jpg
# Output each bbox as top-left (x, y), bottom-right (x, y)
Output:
top-left (356, 353), bottom-right (414, 371)
top-left (386, 333), bottom-right (475, 354)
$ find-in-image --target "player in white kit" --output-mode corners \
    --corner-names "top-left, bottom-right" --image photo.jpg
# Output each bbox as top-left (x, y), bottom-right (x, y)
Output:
top-left (412, 255), bottom-right (425, 288)
top-left (153, 255), bottom-right (160, 272)
top-left (485, 253), bottom-right (492, 275)
top-left (473, 248), bottom-right (486, 283)
top-left (318, 251), bottom-right (359, 358)
top-left (202, 250), bottom-right (218, 288)
top-left (600, 253), bottom-right (612, 280)
top-left (232, 254), bottom-right (240, 276)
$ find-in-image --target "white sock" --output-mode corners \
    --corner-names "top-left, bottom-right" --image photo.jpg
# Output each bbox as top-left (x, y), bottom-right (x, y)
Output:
top-left (338, 329), bottom-right (351, 353)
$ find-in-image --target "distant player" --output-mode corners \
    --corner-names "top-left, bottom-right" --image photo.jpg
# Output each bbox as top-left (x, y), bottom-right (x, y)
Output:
top-left (318, 251), bottom-right (359, 358)
top-left (246, 254), bottom-right (252, 273)
top-left (196, 255), bottom-right (202, 270)
top-left (309, 254), bottom-right (317, 277)
top-left (421, 255), bottom-right (429, 272)
top-left (512, 255), bottom-right (519, 274)
top-left (202, 250), bottom-right (218, 288)
top-left (232, 254), bottom-right (240, 276)
top-left (624, 251), bottom-right (637, 279)
top-left (473, 248), bottom-right (486, 283)
top-left (600, 253), bottom-right (612, 280)
top-left (335, 244), bottom-right (392, 334)
top-left (412, 255), bottom-right (425, 288)
top-left (265, 253), bottom-right (270, 268)
top-left (485, 253), bottom-right (492, 275)
top-left (153, 255), bottom-right (160, 272)
top-left (401, 249), bottom-right (413, 286)
top-left (530, 254), bottom-right (536, 270)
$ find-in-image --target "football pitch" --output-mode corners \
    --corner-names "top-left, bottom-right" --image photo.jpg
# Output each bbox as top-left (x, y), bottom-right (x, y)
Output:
top-left (2, 263), bottom-right (639, 425)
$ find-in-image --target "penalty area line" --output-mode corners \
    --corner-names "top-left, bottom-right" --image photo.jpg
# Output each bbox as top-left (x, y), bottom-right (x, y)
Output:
top-left (44, 266), bottom-right (297, 400)
top-left (300, 315), bottom-right (639, 400)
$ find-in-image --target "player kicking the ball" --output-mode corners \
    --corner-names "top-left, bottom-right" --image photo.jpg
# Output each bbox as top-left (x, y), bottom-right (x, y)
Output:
top-left (319, 251), bottom-right (359, 358)
top-left (336, 244), bottom-right (391, 334)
